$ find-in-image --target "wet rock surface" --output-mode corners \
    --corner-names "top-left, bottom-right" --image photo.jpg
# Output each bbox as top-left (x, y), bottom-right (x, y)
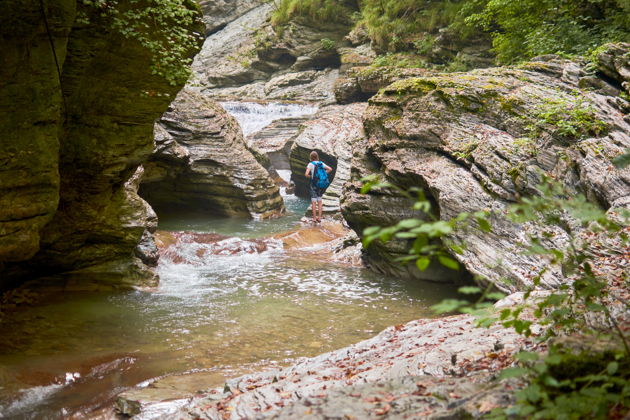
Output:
top-left (139, 88), bottom-right (285, 219)
top-left (342, 48), bottom-right (630, 291)
top-left (124, 313), bottom-right (522, 419)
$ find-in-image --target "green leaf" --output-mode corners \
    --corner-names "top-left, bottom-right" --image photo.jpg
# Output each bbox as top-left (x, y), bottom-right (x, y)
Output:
top-left (515, 351), bottom-right (539, 362)
top-left (438, 255), bottom-right (459, 270)
top-left (416, 257), bottom-right (431, 271)
top-left (476, 216), bottom-right (492, 232)
top-left (499, 367), bottom-right (529, 379)
top-left (458, 286), bottom-right (482, 295)
top-left (607, 361), bottom-right (619, 375)
top-left (395, 232), bottom-right (419, 239)
top-left (430, 299), bottom-right (468, 314)
top-left (397, 219), bottom-right (423, 229)
top-left (363, 226), bottom-right (380, 236)
top-left (613, 149), bottom-right (630, 169)
top-left (544, 354), bottom-right (563, 365)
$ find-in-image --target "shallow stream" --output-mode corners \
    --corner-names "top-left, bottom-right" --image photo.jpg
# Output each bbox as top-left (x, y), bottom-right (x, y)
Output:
top-left (0, 191), bottom-right (460, 419)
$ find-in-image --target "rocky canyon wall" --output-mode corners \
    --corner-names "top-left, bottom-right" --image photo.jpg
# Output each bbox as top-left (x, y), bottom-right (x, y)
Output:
top-left (139, 89), bottom-right (285, 219)
top-left (0, 0), bottom-right (203, 290)
top-left (342, 46), bottom-right (630, 291)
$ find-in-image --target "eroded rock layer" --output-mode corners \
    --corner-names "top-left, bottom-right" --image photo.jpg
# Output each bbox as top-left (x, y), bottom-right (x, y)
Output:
top-left (342, 46), bottom-right (630, 291)
top-left (0, 1), bottom-right (202, 289)
top-left (139, 89), bottom-right (285, 219)
top-left (289, 104), bottom-right (367, 213)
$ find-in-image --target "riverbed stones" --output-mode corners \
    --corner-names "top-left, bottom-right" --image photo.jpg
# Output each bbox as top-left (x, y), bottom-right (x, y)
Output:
top-left (0, 1), bottom-right (202, 289)
top-left (139, 88), bottom-right (285, 219)
top-left (342, 53), bottom-right (630, 292)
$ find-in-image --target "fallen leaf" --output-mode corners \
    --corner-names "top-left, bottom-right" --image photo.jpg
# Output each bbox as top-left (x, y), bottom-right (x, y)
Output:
top-left (375, 404), bottom-right (391, 415)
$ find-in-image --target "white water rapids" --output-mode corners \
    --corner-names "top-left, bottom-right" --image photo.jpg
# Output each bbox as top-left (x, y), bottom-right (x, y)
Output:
top-left (220, 102), bottom-right (318, 136)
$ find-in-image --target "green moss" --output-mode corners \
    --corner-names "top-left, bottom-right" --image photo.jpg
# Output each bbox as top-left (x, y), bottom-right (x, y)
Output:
top-left (452, 139), bottom-right (479, 160)
top-left (528, 93), bottom-right (608, 140)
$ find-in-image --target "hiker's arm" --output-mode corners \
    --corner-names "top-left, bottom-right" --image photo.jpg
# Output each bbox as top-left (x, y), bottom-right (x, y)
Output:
top-left (305, 166), bottom-right (311, 177)
top-left (324, 164), bottom-right (332, 173)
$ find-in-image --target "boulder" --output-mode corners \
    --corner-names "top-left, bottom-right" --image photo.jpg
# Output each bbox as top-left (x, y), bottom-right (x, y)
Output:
top-left (192, 3), bottom-right (351, 102)
top-left (139, 89), bottom-right (285, 219)
top-left (0, 0), bottom-right (202, 289)
top-left (342, 54), bottom-right (630, 292)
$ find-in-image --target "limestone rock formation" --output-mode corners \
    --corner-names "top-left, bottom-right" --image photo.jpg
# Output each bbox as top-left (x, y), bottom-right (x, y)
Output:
top-left (289, 104), bottom-right (368, 214)
top-left (192, 3), bottom-right (351, 103)
top-left (0, 1), bottom-right (202, 290)
top-left (121, 312), bottom-right (522, 418)
top-left (139, 89), bottom-right (285, 219)
top-left (335, 66), bottom-right (432, 104)
top-left (342, 48), bottom-right (630, 291)
top-left (197, 0), bottom-right (264, 35)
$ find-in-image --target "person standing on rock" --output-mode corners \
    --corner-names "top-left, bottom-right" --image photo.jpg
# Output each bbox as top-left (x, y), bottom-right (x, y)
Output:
top-left (305, 151), bottom-right (332, 224)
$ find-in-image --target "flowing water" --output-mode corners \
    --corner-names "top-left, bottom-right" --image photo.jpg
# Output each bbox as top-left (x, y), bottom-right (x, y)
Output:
top-left (0, 170), bottom-right (461, 418)
top-left (219, 102), bottom-right (318, 136)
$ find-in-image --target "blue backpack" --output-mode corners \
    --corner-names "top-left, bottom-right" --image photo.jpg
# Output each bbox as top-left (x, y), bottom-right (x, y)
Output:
top-left (311, 161), bottom-right (330, 189)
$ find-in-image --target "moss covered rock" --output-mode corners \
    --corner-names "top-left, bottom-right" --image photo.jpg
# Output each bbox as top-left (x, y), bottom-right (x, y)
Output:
top-left (0, 0), bottom-right (203, 290)
top-left (342, 53), bottom-right (630, 291)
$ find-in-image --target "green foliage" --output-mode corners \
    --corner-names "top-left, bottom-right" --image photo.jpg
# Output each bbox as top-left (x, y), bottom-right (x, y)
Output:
top-left (270, 0), bottom-right (356, 28)
top-left (80, 0), bottom-right (203, 86)
top-left (613, 149), bottom-right (630, 169)
top-left (371, 53), bottom-right (429, 68)
top-left (359, 0), bottom-right (465, 52)
top-left (320, 37), bottom-right (336, 50)
top-left (272, 0), bottom-right (629, 66)
top-left (360, 174), bottom-right (491, 275)
top-left (526, 93), bottom-right (608, 141)
top-left (461, 0), bottom-right (630, 63)
top-left (360, 171), bottom-right (630, 417)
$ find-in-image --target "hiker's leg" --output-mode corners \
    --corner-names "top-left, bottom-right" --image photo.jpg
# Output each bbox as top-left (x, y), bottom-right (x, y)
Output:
top-left (318, 198), bottom-right (323, 221)
top-left (311, 200), bottom-right (317, 221)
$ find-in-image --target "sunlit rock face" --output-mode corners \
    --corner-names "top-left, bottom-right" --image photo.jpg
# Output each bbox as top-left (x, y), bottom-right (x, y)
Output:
top-left (140, 89), bottom-right (285, 219)
top-left (0, 0), bottom-right (202, 290)
top-left (343, 46), bottom-right (630, 291)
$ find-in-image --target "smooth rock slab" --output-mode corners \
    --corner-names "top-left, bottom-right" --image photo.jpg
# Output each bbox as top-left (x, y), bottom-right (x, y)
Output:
top-left (174, 313), bottom-right (522, 419)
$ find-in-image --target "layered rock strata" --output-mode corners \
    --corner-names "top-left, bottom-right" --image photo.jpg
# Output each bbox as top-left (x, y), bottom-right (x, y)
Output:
top-left (289, 104), bottom-right (368, 214)
top-left (120, 312), bottom-right (523, 418)
top-left (0, 1), bottom-right (202, 289)
top-left (342, 47), bottom-right (630, 291)
top-left (197, 0), bottom-right (264, 35)
top-left (139, 89), bottom-right (285, 219)
top-left (192, 3), bottom-right (350, 103)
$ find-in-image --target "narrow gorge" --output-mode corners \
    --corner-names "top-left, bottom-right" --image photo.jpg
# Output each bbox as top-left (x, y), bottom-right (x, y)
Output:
top-left (1, 1), bottom-right (628, 419)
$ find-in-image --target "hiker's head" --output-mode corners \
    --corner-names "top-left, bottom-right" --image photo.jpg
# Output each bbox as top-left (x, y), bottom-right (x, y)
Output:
top-left (310, 151), bottom-right (319, 161)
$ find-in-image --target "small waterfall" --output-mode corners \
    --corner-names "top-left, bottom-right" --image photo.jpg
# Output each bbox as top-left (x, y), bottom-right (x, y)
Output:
top-left (220, 102), bottom-right (318, 137)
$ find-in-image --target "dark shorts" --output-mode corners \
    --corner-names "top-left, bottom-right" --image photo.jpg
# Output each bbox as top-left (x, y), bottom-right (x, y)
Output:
top-left (309, 183), bottom-right (325, 200)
